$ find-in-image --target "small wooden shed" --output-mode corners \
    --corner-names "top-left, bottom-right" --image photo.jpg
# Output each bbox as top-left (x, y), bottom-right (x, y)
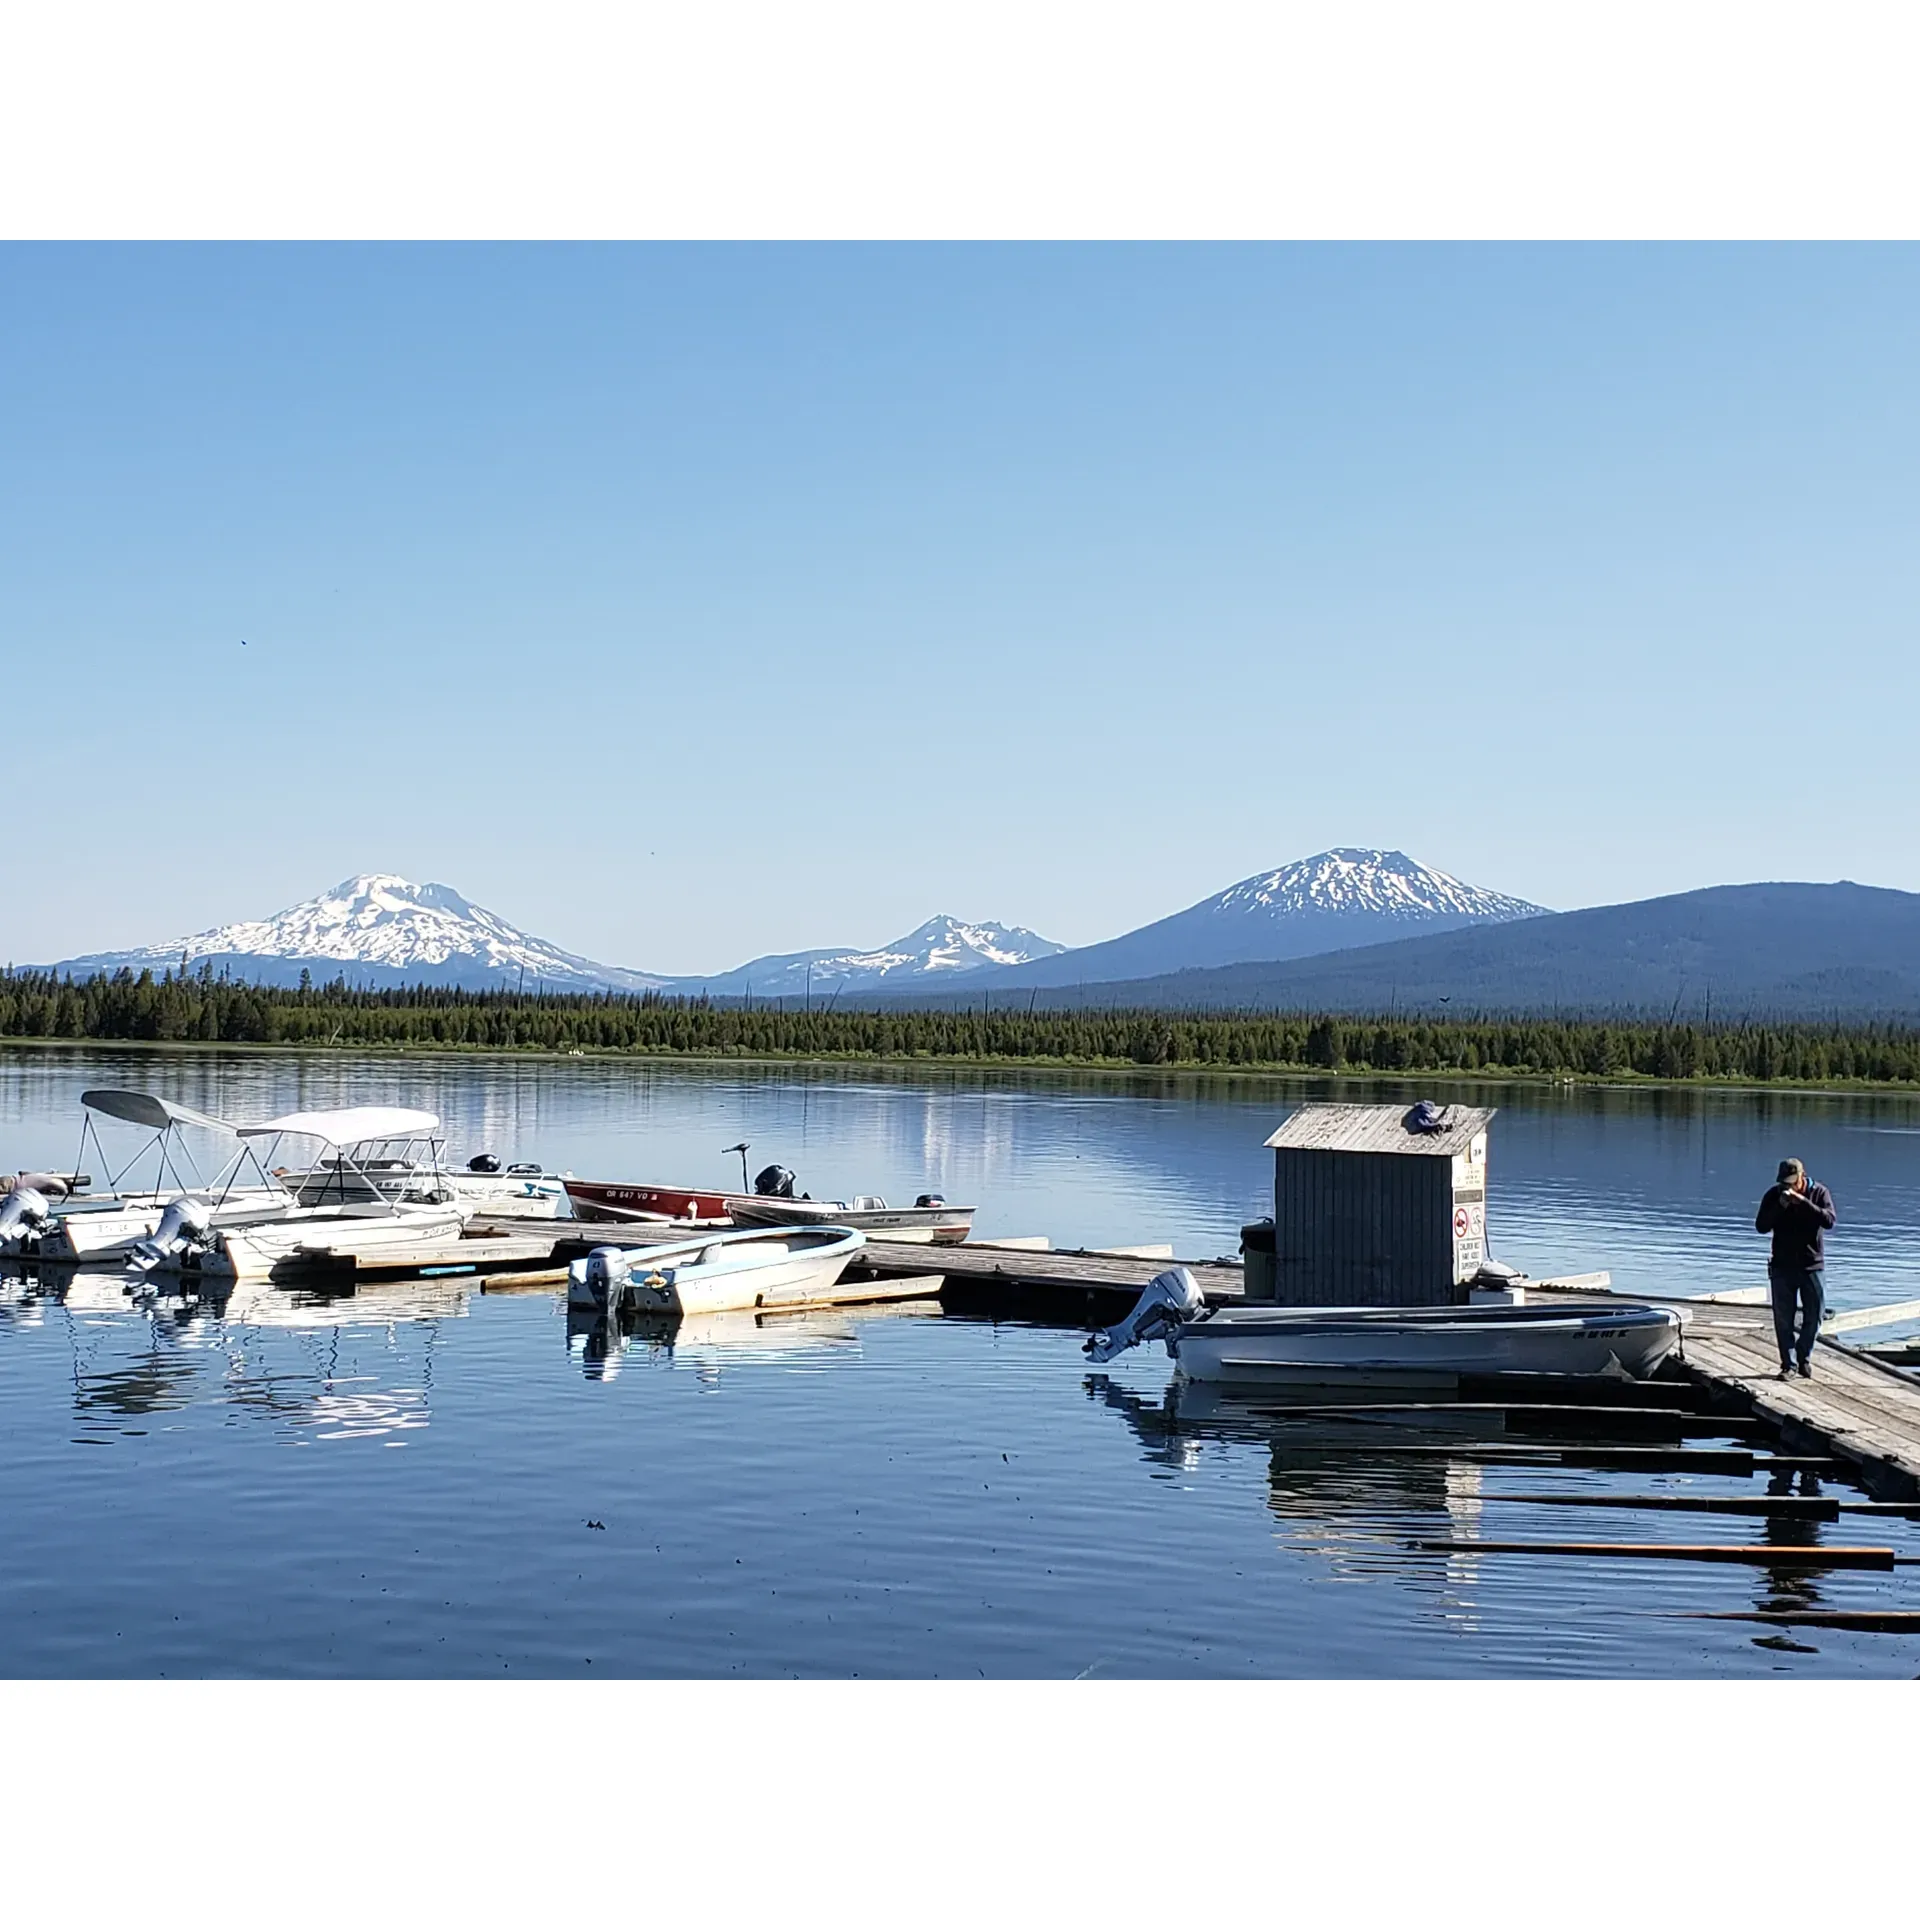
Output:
top-left (1260, 1102), bottom-right (1496, 1307)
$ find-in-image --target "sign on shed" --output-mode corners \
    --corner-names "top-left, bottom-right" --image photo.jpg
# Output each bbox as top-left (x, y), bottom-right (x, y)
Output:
top-left (1260, 1102), bottom-right (1497, 1307)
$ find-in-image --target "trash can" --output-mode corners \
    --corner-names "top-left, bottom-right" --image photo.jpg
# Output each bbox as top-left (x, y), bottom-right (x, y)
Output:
top-left (1239, 1218), bottom-right (1276, 1302)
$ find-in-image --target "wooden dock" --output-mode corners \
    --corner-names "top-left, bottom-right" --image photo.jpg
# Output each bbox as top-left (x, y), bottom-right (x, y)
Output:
top-left (353, 1219), bottom-right (1920, 1497)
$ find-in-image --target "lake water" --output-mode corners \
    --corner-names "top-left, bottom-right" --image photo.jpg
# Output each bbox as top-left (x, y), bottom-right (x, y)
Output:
top-left (3, 1046), bottom-right (1918, 1678)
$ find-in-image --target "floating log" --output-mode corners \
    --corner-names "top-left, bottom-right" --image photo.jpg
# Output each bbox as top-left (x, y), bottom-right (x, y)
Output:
top-left (1478, 1492), bottom-right (1841, 1519)
top-left (1413, 1539), bottom-right (1894, 1569)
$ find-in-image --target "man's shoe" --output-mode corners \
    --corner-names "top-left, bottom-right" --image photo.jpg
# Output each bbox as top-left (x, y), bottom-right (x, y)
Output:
top-left (1776, 1364), bottom-right (1793, 1380)
top-left (1797, 1359), bottom-right (1813, 1379)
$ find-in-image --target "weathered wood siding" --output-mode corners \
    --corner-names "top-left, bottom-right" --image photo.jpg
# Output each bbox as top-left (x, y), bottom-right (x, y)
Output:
top-left (1272, 1149), bottom-right (1454, 1306)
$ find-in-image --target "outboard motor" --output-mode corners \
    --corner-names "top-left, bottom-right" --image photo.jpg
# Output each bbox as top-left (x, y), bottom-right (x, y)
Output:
top-left (125, 1196), bottom-right (214, 1276)
top-left (1083, 1267), bottom-right (1207, 1363)
top-left (567, 1245), bottom-right (637, 1312)
top-left (753, 1164), bottom-right (798, 1199)
top-left (0, 1186), bottom-right (53, 1250)
top-left (468, 1153), bottom-right (502, 1174)
top-left (913, 1193), bottom-right (945, 1209)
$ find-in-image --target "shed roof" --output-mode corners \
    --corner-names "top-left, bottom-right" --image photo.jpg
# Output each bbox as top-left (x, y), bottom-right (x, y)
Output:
top-left (1262, 1102), bottom-right (1496, 1156)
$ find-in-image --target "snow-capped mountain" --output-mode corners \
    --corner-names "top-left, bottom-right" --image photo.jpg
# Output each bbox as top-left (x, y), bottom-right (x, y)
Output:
top-left (50, 875), bottom-right (671, 992)
top-left (670, 916), bottom-right (1068, 998)
top-left (948, 849), bottom-right (1547, 992)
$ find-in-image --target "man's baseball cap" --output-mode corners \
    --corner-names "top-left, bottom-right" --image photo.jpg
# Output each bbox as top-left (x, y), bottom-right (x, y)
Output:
top-left (1777, 1157), bottom-right (1805, 1184)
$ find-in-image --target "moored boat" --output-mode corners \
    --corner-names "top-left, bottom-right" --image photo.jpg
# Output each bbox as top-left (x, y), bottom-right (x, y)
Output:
top-left (725, 1192), bottom-right (974, 1244)
top-left (561, 1177), bottom-right (736, 1225)
top-left (1085, 1269), bottom-right (1687, 1382)
top-left (132, 1107), bottom-right (472, 1281)
top-left (16, 1090), bottom-right (297, 1262)
top-left (566, 1225), bottom-right (866, 1317)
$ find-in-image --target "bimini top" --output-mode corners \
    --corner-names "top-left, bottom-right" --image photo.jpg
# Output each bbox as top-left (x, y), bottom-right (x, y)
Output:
top-left (238, 1106), bottom-right (441, 1147)
top-left (81, 1088), bottom-right (236, 1135)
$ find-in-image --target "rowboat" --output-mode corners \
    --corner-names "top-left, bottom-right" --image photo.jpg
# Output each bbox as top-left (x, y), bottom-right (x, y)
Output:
top-left (724, 1194), bottom-right (975, 1244)
top-left (566, 1225), bottom-right (865, 1317)
top-left (1085, 1269), bottom-right (1687, 1382)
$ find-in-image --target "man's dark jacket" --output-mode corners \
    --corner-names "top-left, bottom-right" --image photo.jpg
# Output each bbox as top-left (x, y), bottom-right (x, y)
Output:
top-left (1755, 1181), bottom-right (1837, 1272)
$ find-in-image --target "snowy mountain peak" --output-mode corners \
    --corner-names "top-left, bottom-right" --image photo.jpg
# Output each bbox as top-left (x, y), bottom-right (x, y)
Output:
top-left (1215, 849), bottom-right (1542, 924)
top-left (54, 874), bottom-right (669, 993)
top-left (671, 915), bottom-right (1069, 995)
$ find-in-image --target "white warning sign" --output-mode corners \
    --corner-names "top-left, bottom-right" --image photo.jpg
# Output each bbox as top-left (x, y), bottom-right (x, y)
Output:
top-left (1452, 1199), bottom-right (1486, 1280)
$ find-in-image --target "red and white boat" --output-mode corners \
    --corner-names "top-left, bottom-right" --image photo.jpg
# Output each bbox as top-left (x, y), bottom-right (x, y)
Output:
top-left (563, 1178), bottom-right (737, 1226)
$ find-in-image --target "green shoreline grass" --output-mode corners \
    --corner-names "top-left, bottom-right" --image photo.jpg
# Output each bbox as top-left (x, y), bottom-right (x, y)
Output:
top-left (4, 1031), bottom-right (1915, 1100)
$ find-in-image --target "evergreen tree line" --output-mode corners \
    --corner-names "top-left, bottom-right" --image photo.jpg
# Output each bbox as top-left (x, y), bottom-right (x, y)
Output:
top-left (2, 965), bottom-right (1918, 1086)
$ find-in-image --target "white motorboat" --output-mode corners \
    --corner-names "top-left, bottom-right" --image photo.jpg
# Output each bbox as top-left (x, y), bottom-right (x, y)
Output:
top-left (277, 1147), bottom-right (565, 1220)
top-left (1085, 1269), bottom-right (1688, 1382)
top-left (725, 1192), bottom-right (974, 1244)
top-left (566, 1225), bottom-right (866, 1317)
top-left (13, 1090), bottom-right (297, 1262)
top-left (137, 1107), bottom-right (469, 1282)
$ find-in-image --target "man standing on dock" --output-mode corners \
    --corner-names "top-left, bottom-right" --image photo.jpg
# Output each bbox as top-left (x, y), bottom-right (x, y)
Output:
top-left (1755, 1158), bottom-right (1836, 1380)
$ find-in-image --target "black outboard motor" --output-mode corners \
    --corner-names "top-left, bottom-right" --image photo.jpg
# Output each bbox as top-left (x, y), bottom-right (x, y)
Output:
top-left (754, 1164), bottom-right (798, 1198)
top-left (468, 1153), bottom-right (502, 1174)
top-left (914, 1193), bottom-right (946, 1209)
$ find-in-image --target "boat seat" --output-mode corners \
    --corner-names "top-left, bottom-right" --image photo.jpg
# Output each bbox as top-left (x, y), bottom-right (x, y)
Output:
top-left (854, 1196), bottom-right (886, 1211)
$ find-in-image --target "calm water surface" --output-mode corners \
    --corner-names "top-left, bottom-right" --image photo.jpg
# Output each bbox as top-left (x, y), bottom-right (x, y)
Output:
top-left (3, 1047), bottom-right (1918, 1678)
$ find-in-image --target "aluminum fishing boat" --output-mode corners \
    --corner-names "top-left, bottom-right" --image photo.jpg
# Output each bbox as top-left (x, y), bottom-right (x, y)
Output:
top-left (566, 1225), bottom-right (866, 1317)
top-left (1085, 1270), bottom-right (1687, 1381)
top-left (562, 1177), bottom-right (736, 1225)
top-left (724, 1193), bottom-right (974, 1244)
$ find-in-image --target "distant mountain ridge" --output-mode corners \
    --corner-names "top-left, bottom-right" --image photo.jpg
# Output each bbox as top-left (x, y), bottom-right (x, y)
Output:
top-left (39, 877), bottom-right (1066, 996)
top-left (50, 874), bottom-right (672, 993)
top-left (667, 915), bottom-right (1066, 998)
top-left (934, 882), bottom-right (1920, 1019)
top-left (978, 848), bottom-right (1545, 990)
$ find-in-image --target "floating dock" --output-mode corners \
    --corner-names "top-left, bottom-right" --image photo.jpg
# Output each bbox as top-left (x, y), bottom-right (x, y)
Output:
top-left (242, 1212), bottom-right (1920, 1500)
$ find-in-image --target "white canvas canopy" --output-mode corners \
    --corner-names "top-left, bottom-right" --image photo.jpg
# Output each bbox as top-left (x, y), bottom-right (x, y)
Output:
top-left (239, 1107), bottom-right (441, 1148)
top-left (81, 1089), bottom-right (236, 1135)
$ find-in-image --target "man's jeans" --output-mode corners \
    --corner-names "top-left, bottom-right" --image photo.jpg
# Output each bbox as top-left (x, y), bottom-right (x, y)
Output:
top-left (1769, 1264), bottom-right (1825, 1367)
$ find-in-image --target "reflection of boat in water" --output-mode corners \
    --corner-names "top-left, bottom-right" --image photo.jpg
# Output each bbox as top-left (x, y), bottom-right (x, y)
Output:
top-left (566, 1225), bottom-right (865, 1316)
top-left (568, 1298), bottom-right (942, 1381)
top-left (1087, 1270), bottom-right (1686, 1382)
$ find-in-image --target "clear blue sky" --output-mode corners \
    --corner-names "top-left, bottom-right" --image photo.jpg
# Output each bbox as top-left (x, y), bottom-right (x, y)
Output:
top-left (3, 245), bottom-right (1916, 974)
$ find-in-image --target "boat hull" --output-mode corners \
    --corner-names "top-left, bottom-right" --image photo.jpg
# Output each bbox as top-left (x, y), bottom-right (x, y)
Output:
top-left (724, 1197), bottom-right (974, 1244)
top-left (563, 1179), bottom-right (737, 1224)
top-left (1168, 1303), bottom-right (1686, 1384)
top-left (47, 1191), bottom-right (298, 1263)
top-left (567, 1226), bottom-right (866, 1317)
top-left (189, 1205), bottom-right (471, 1283)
